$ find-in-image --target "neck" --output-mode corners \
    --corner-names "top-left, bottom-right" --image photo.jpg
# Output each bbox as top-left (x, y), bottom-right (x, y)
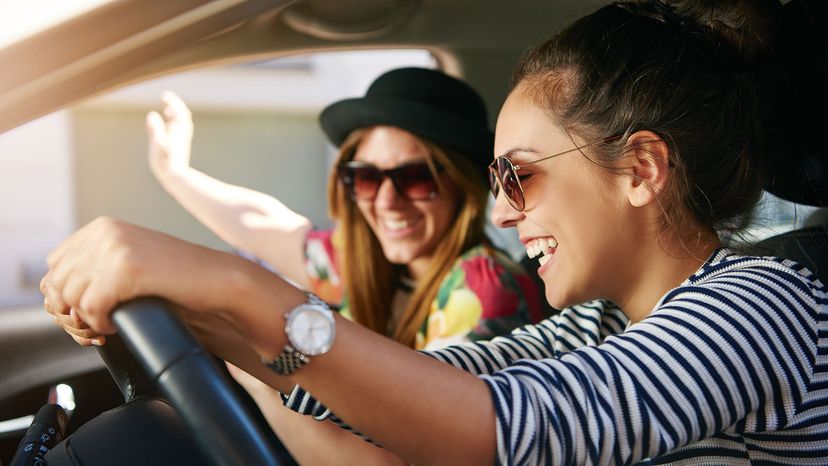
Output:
top-left (615, 230), bottom-right (720, 324)
top-left (406, 257), bottom-right (430, 282)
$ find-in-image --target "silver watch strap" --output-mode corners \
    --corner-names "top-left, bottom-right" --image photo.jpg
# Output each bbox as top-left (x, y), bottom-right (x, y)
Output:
top-left (263, 292), bottom-right (330, 376)
top-left (265, 345), bottom-right (308, 376)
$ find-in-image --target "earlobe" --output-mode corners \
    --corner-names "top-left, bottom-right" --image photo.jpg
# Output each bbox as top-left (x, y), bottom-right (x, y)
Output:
top-left (625, 130), bottom-right (670, 208)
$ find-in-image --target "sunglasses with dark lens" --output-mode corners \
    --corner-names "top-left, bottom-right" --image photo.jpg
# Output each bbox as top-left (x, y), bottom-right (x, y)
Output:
top-left (488, 139), bottom-right (614, 211)
top-left (337, 160), bottom-right (443, 201)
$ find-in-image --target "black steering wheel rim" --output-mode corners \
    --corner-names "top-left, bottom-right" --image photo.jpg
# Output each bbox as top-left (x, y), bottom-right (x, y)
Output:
top-left (97, 298), bottom-right (282, 466)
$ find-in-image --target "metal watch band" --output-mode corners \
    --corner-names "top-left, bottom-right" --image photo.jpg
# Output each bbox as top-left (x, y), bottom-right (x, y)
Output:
top-left (305, 293), bottom-right (327, 307)
top-left (263, 292), bottom-right (332, 376)
top-left (265, 344), bottom-right (308, 376)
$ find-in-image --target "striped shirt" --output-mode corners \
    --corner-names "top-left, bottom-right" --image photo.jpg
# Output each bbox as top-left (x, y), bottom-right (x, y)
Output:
top-left (283, 249), bottom-right (828, 464)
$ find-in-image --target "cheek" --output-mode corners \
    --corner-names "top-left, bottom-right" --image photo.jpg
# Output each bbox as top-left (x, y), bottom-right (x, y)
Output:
top-left (354, 199), bottom-right (372, 218)
top-left (431, 206), bottom-right (456, 235)
top-left (354, 201), bottom-right (378, 230)
top-left (430, 186), bottom-right (462, 230)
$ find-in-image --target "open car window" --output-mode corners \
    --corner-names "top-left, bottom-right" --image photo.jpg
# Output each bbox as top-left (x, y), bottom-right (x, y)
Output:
top-left (0, 49), bottom-right (438, 308)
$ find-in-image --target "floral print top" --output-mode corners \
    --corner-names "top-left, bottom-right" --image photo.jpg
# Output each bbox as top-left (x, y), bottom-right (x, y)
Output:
top-left (304, 230), bottom-right (548, 350)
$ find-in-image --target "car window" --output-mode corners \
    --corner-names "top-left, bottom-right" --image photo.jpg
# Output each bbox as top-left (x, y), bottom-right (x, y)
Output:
top-left (721, 191), bottom-right (824, 248)
top-left (0, 49), bottom-right (436, 309)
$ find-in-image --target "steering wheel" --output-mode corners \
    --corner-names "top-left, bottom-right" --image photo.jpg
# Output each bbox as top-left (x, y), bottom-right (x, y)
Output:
top-left (96, 298), bottom-right (282, 466)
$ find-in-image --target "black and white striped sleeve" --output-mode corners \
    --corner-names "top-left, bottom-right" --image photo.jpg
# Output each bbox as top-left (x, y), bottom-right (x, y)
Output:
top-left (282, 300), bottom-right (617, 419)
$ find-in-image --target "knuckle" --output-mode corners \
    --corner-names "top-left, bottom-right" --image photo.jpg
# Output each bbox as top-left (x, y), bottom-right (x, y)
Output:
top-left (39, 276), bottom-right (50, 293)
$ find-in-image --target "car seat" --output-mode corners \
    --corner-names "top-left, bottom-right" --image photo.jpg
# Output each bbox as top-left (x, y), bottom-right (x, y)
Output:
top-left (752, 0), bottom-right (828, 284)
top-left (752, 214), bottom-right (828, 285)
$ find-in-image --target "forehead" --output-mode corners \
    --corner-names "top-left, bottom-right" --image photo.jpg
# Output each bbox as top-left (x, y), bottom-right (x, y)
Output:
top-left (353, 126), bottom-right (430, 166)
top-left (494, 85), bottom-right (569, 161)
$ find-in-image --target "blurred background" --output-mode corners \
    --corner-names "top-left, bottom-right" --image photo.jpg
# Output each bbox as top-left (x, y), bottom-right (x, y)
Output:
top-left (0, 48), bottom-right (439, 309)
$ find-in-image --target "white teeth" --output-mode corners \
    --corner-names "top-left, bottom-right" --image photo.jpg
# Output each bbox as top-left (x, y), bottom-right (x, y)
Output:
top-left (525, 237), bottom-right (558, 259)
top-left (383, 218), bottom-right (410, 230)
top-left (538, 255), bottom-right (552, 266)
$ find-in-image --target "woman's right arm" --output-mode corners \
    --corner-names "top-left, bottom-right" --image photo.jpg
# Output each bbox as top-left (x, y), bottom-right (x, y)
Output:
top-left (147, 92), bottom-right (312, 287)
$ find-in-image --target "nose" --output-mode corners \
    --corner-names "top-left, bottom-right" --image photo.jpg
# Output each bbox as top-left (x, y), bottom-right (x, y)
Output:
top-left (490, 190), bottom-right (522, 228)
top-left (374, 176), bottom-right (405, 207)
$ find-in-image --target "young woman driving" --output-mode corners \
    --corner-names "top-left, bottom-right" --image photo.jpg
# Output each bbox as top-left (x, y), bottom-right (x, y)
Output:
top-left (143, 67), bottom-right (545, 464)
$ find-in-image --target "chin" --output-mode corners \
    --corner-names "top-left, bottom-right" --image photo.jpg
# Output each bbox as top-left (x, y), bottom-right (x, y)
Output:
top-left (381, 246), bottom-right (418, 265)
top-left (545, 293), bottom-right (565, 310)
top-left (543, 283), bottom-right (575, 310)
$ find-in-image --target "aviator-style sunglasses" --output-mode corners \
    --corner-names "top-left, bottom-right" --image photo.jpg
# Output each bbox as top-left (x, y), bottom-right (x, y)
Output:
top-left (337, 160), bottom-right (444, 201)
top-left (488, 139), bottom-right (614, 211)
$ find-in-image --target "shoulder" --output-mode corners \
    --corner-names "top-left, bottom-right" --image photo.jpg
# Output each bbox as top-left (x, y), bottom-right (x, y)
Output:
top-left (648, 249), bottom-right (825, 361)
top-left (452, 244), bottom-right (526, 273)
top-left (441, 244), bottom-right (531, 293)
top-left (305, 229), bottom-right (335, 253)
top-left (447, 244), bottom-right (538, 290)
top-left (303, 228), bottom-right (344, 304)
top-left (436, 244), bottom-right (545, 322)
top-left (305, 228), bottom-right (340, 264)
top-left (553, 300), bottom-right (628, 349)
top-left (662, 249), bottom-right (826, 314)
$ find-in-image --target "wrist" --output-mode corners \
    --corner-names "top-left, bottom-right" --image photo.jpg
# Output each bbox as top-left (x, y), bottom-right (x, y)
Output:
top-left (263, 293), bottom-right (336, 376)
top-left (155, 163), bottom-right (194, 184)
top-left (226, 254), bottom-right (307, 361)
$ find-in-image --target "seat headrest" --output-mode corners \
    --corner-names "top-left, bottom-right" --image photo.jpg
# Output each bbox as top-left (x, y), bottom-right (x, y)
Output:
top-left (764, 0), bottom-right (828, 206)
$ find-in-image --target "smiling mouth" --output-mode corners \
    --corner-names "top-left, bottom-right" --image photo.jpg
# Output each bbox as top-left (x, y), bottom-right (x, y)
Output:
top-left (526, 237), bottom-right (558, 266)
top-left (382, 218), bottom-right (416, 231)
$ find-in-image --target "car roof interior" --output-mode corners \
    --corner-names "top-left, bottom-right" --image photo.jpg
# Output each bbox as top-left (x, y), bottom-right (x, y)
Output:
top-left (0, 0), bottom-right (602, 133)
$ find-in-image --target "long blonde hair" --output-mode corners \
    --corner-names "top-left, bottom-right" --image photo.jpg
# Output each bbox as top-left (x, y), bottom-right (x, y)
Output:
top-left (328, 128), bottom-right (490, 348)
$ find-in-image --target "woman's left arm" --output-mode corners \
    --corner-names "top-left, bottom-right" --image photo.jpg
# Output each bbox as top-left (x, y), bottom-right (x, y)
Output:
top-left (227, 364), bottom-right (408, 466)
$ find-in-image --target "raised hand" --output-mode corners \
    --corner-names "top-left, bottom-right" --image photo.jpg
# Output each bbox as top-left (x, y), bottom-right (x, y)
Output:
top-left (146, 91), bottom-right (194, 177)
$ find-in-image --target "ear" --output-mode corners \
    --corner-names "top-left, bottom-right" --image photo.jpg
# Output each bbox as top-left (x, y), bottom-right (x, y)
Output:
top-left (624, 130), bottom-right (670, 208)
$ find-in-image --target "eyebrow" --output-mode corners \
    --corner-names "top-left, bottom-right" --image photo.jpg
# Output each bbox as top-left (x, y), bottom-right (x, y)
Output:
top-left (496, 147), bottom-right (544, 162)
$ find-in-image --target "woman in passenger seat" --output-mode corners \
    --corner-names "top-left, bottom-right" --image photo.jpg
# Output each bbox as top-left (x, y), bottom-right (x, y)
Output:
top-left (145, 68), bottom-right (545, 463)
top-left (44, 0), bottom-right (828, 464)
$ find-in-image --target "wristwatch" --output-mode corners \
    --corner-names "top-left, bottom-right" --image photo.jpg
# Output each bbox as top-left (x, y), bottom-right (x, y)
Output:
top-left (264, 293), bottom-right (336, 376)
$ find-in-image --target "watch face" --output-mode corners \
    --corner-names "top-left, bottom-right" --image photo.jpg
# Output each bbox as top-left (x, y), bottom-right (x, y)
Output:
top-left (287, 304), bottom-right (335, 355)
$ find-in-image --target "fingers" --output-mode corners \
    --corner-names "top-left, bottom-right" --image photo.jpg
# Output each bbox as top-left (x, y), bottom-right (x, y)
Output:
top-left (146, 111), bottom-right (168, 174)
top-left (146, 110), bottom-right (166, 140)
top-left (42, 290), bottom-right (67, 324)
top-left (147, 92), bottom-right (192, 173)
top-left (48, 306), bottom-right (105, 346)
top-left (70, 334), bottom-right (106, 347)
top-left (43, 267), bottom-right (116, 336)
top-left (40, 217), bottom-right (128, 336)
top-left (146, 91), bottom-right (193, 139)
top-left (160, 92), bottom-right (193, 138)
top-left (76, 274), bottom-right (120, 335)
top-left (40, 216), bottom-right (234, 345)
top-left (41, 273), bottom-right (70, 318)
top-left (161, 91), bottom-right (191, 121)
